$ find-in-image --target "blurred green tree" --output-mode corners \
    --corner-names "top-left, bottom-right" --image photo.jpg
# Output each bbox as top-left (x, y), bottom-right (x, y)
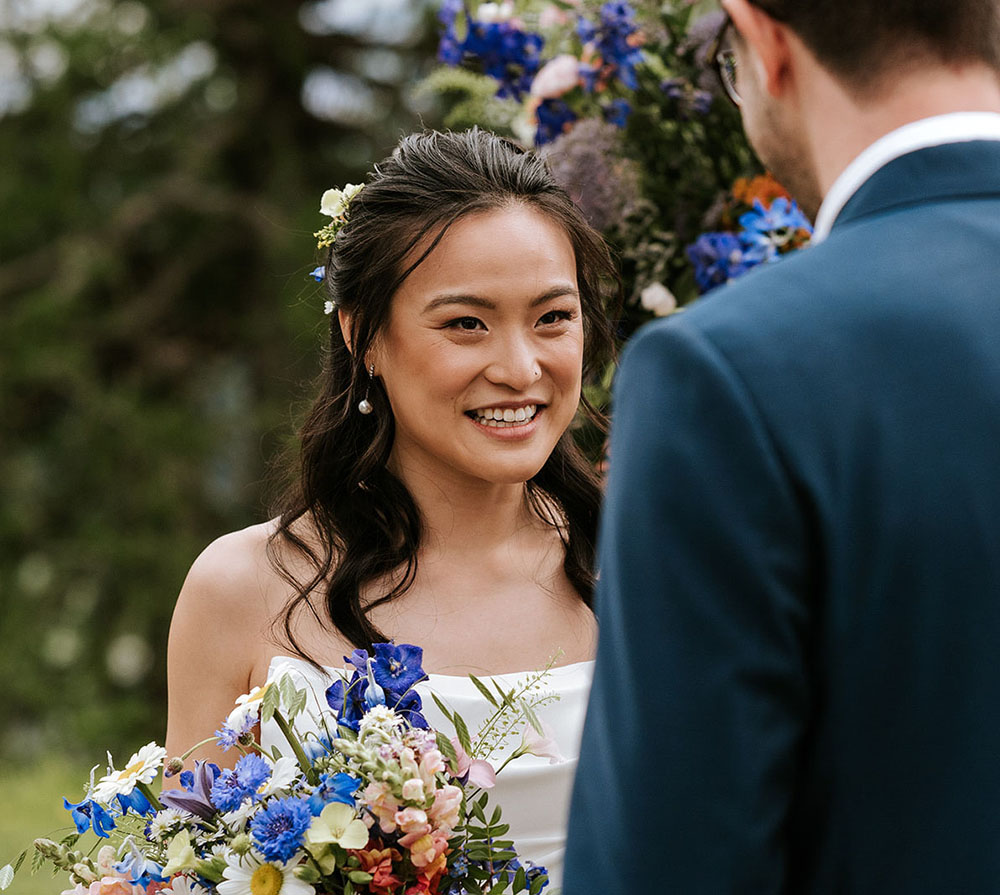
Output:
top-left (0, 0), bottom-right (442, 760)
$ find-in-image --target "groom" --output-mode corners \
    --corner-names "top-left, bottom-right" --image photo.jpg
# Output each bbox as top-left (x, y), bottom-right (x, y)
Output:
top-left (565, 1), bottom-right (1000, 892)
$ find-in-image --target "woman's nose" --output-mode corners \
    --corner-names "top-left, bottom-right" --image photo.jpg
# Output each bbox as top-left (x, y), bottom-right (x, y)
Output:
top-left (484, 333), bottom-right (542, 390)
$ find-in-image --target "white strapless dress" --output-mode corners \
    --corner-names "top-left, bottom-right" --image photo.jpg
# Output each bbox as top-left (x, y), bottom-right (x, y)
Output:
top-left (259, 655), bottom-right (593, 891)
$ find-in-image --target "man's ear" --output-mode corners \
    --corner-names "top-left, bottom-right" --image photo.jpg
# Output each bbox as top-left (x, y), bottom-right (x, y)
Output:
top-left (723, 0), bottom-right (794, 100)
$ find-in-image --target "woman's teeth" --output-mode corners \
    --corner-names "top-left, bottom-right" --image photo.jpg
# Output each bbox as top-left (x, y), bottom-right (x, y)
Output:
top-left (472, 404), bottom-right (538, 427)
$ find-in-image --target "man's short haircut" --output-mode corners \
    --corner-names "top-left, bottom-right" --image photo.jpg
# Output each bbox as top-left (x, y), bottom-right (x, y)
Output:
top-left (753, 0), bottom-right (1000, 91)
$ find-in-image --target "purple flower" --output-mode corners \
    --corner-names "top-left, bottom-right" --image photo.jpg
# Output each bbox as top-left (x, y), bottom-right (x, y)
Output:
top-left (160, 760), bottom-right (221, 821)
top-left (250, 796), bottom-right (314, 863)
top-left (326, 673), bottom-right (367, 731)
top-left (535, 98), bottom-right (577, 146)
top-left (64, 797), bottom-right (116, 838)
top-left (211, 753), bottom-right (272, 813)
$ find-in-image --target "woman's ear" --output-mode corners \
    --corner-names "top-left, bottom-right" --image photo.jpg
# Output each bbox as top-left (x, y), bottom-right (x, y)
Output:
top-left (338, 308), bottom-right (354, 355)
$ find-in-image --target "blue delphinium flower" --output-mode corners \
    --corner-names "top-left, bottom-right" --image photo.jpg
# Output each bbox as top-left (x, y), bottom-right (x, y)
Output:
top-left (602, 98), bottom-right (631, 128)
top-left (308, 771), bottom-right (361, 815)
top-left (250, 796), bottom-right (314, 863)
top-left (535, 98), bottom-right (577, 146)
top-left (739, 197), bottom-right (812, 251)
top-left (117, 787), bottom-right (154, 817)
top-left (326, 674), bottom-right (367, 731)
top-left (372, 643), bottom-right (427, 697)
top-left (579, 1), bottom-right (644, 91)
top-left (211, 753), bottom-right (272, 813)
top-left (115, 841), bottom-right (167, 887)
top-left (436, 5), bottom-right (545, 101)
top-left (309, 266), bottom-right (325, 282)
top-left (687, 232), bottom-right (760, 293)
top-left (160, 760), bottom-right (221, 821)
top-left (64, 797), bottom-right (116, 838)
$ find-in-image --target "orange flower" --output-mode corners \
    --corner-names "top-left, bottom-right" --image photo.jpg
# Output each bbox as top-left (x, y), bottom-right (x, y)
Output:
top-left (732, 173), bottom-right (791, 208)
top-left (354, 846), bottom-right (403, 895)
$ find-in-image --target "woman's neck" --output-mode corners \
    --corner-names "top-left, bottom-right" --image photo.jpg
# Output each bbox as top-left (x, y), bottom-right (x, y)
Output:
top-left (389, 456), bottom-right (540, 561)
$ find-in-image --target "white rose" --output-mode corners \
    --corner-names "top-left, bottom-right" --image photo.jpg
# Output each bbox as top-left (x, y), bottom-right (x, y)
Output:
top-left (640, 282), bottom-right (678, 317)
top-left (530, 54), bottom-right (581, 99)
top-left (319, 183), bottom-right (362, 218)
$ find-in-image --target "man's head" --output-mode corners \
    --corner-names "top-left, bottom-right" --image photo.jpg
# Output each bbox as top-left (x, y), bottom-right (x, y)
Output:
top-left (718, 0), bottom-right (1000, 217)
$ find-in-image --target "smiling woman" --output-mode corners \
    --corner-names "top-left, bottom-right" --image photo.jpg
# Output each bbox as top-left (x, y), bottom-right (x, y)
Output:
top-left (164, 128), bottom-right (619, 886)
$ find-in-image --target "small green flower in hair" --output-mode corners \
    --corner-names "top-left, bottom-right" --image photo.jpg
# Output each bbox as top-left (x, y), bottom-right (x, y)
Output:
top-left (314, 182), bottom-right (364, 248)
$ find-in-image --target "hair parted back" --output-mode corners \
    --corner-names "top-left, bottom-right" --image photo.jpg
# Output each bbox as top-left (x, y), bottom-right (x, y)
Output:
top-left (267, 127), bottom-right (619, 659)
top-left (751, 0), bottom-right (1000, 88)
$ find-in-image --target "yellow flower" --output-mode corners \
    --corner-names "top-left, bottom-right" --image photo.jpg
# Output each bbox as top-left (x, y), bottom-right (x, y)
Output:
top-left (304, 803), bottom-right (369, 851)
top-left (162, 830), bottom-right (198, 876)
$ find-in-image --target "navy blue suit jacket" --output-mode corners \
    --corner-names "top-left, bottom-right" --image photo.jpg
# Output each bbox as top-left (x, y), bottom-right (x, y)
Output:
top-left (564, 141), bottom-right (1000, 894)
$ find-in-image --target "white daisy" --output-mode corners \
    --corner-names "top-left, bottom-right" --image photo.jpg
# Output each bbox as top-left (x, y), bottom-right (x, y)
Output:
top-left (160, 875), bottom-right (209, 895)
top-left (225, 683), bottom-right (273, 732)
top-left (93, 742), bottom-right (168, 802)
top-left (217, 851), bottom-right (312, 895)
top-left (221, 800), bottom-right (255, 832)
top-left (148, 808), bottom-right (192, 840)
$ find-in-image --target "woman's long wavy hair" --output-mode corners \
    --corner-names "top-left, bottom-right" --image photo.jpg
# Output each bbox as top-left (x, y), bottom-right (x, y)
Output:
top-left (267, 128), bottom-right (619, 659)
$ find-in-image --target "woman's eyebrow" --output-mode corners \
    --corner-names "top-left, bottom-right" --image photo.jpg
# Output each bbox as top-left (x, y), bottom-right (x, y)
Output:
top-left (422, 285), bottom-right (579, 314)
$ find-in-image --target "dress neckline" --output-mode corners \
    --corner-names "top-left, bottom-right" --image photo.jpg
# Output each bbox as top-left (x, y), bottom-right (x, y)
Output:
top-left (267, 654), bottom-right (595, 681)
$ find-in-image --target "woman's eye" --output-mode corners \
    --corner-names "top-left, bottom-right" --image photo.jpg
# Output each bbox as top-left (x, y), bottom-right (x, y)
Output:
top-left (538, 309), bottom-right (573, 325)
top-left (446, 316), bottom-right (485, 331)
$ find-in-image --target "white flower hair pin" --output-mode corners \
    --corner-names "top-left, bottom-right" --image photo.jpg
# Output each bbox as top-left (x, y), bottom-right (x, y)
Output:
top-left (314, 182), bottom-right (364, 249)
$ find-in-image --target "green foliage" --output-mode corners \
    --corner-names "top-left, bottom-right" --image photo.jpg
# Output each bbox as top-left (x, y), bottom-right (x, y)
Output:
top-left (0, 0), bottom-right (443, 760)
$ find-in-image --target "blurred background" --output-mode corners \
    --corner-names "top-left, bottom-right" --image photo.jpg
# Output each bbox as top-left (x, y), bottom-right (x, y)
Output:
top-left (2, 0), bottom-right (773, 884)
top-left (1, 0), bottom-right (443, 877)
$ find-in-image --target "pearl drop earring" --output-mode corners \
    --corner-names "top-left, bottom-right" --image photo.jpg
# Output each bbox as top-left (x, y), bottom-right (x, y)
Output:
top-left (358, 363), bottom-right (375, 415)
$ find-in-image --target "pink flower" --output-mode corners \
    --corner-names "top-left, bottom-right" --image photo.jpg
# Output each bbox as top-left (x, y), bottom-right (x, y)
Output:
top-left (363, 781), bottom-right (401, 833)
top-left (427, 784), bottom-right (463, 832)
top-left (398, 828), bottom-right (449, 870)
top-left (418, 748), bottom-right (445, 789)
top-left (89, 879), bottom-right (138, 895)
top-left (448, 737), bottom-right (497, 789)
top-left (539, 0), bottom-right (580, 27)
top-left (394, 806), bottom-right (430, 835)
top-left (530, 54), bottom-right (582, 99)
top-left (518, 721), bottom-right (565, 764)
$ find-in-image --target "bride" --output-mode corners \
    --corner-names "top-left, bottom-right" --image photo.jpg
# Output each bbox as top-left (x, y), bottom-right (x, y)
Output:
top-left (164, 128), bottom-right (618, 887)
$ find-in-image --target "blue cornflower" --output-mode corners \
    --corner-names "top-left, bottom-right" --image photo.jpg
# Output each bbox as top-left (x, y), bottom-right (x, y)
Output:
top-left (372, 643), bottom-right (427, 698)
top-left (211, 754), bottom-right (272, 813)
top-left (535, 98), bottom-right (577, 145)
top-left (309, 266), bottom-right (325, 282)
top-left (602, 98), bottom-right (631, 128)
top-left (308, 771), bottom-right (361, 815)
top-left (250, 796), bottom-right (313, 863)
top-left (64, 797), bottom-right (116, 838)
top-left (687, 232), bottom-right (761, 293)
top-left (117, 787), bottom-right (154, 817)
top-left (160, 760), bottom-right (221, 821)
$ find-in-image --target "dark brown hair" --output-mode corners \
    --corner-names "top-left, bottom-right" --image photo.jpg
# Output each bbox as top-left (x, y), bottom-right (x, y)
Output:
top-left (267, 128), bottom-right (619, 658)
top-left (751, 0), bottom-right (1000, 90)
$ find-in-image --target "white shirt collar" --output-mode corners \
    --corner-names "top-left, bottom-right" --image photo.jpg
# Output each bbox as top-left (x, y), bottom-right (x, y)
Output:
top-left (812, 111), bottom-right (1000, 243)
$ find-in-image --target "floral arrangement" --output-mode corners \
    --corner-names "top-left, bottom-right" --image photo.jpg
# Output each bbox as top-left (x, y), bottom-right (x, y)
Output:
top-left (423, 0), bottom-right (814, 343)
top-left (10, 644), bottom-right (557, 895)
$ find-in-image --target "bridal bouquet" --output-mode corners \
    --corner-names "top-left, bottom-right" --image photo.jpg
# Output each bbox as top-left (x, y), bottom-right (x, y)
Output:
top-left (16, 644), bottom-right (553, 895)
